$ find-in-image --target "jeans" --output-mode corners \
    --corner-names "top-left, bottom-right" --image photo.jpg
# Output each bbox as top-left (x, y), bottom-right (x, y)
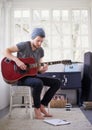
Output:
top-left (17, 76), bottom-right (60, 108)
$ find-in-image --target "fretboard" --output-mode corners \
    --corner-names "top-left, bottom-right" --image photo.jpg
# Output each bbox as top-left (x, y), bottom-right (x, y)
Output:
top-left (40, 60), bottom-right (72, 66)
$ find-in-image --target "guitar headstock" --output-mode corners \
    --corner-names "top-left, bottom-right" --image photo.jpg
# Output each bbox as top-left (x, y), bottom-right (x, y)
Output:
top-left (61, 60), bottom-right (72, 65)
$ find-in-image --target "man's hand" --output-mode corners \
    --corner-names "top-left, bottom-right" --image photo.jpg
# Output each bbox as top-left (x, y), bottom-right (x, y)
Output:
top-left (39, 64), bottom-right (48, 73)
top-left (14, 58), bottom-right (27, 70)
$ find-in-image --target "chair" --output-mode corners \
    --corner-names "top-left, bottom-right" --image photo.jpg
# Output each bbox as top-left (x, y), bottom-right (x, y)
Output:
top-left (9, 85), bottom-right (50, 119)
top-left (9, 85), bottom-right (33, 119)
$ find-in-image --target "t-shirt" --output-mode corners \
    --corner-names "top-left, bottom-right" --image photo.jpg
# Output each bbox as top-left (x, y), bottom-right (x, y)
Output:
top-left (16, 41), bottom-right (44, 63)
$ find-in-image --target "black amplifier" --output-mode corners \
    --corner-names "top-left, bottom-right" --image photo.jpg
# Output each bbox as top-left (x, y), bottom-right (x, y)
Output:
top-left (38, 72), bottom-right (81, 89)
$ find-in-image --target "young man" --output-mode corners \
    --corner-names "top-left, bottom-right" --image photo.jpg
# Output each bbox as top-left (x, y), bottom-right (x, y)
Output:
top-left (3, 28), bottom-right (60, 119)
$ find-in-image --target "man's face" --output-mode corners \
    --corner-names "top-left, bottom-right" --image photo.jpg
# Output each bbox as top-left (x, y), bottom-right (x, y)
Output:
top-left (33, 36), bottom-right (44, 49)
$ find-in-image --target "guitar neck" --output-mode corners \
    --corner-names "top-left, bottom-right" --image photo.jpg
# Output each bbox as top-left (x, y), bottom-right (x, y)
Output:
top-left (40, 60), bottom-right (72, 66)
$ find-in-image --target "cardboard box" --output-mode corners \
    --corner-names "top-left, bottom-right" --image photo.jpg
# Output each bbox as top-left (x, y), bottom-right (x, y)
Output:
top-left (83, 101), bottom-right (92, 110)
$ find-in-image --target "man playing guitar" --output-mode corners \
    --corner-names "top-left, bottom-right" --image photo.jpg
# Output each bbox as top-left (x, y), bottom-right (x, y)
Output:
top-left (3, 28), bottom-right (61, 119)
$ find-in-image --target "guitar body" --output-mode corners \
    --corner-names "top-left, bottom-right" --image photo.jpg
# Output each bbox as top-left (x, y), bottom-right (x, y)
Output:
top-left (1, 57), bottom-right (38, 84)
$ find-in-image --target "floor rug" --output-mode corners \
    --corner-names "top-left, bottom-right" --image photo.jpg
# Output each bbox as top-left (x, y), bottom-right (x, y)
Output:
top-left (0, 107), bottom-right (92, 130)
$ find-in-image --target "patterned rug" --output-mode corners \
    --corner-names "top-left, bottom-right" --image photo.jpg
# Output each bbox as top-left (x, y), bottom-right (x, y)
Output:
top-left (0, 107), bottom-right (92, 130)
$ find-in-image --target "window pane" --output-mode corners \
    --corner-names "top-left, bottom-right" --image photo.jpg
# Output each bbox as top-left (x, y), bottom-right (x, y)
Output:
top-left (74, 50), bottom-right (82, 61)
top-left (63, 50), bottom-right (73, 59)
top-left (62, 23), bottom-right (71, 34)
top-left (33, 10), bottom-right (41, 21)
top-left (72, 10), bottom-right (80, 23)
top-left (22, 10), bottom-right (30, 17)
top-left (63, 36), bottom-right (71, 47)
top-left (51, 49), bottom-right (62, 60)
top-left (52, 36), bottom-right (61, 48)
top-left (14, 10), bottom-right (21, 18)
top-left (81, 10), bottom-right (88, 23)
top-left (52, 23), bottom-right (62, 35)
top-left (44, 49), bottom-right (51, 61)
top-left (81, 24), bottom-right (88, 34)
top-left (33, 10), bottom-right (49, 21)
top-left (81, 36), bottom-right (89, 48)
top-left (72, 23), bottom-right (80, 35)
top-left (62, 10), bottom-right (69, 21)
top-left (53, 10), bottom-right (60, 21)
top-left (41, 10), bottom-right (49, 20)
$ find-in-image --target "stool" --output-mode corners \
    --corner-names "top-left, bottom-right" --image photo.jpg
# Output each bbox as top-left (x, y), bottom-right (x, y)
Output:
top-left (9, 85), bottom-right (33, 119)
top-left (9, 85), bottom-right (50, 119)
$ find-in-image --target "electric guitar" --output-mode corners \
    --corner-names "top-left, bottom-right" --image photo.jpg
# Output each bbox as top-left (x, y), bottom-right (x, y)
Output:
top-left (1, 57), bottom-right (72, 84)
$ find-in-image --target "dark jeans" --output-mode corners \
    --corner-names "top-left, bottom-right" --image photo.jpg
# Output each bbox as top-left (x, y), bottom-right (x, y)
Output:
top-left (17, 76), bottom-right (60, 108)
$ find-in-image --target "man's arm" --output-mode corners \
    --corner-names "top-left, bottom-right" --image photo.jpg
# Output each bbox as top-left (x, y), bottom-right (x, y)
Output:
top-left (3, 45), bottom-right (27, 70)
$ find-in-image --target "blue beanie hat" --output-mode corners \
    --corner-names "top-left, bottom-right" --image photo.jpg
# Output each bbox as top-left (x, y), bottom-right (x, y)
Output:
top-left (31, 28), bottom-right (45, 39)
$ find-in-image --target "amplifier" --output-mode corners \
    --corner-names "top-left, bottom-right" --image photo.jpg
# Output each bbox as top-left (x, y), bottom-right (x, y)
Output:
top-left (39, 72), bottom-right (81, 89)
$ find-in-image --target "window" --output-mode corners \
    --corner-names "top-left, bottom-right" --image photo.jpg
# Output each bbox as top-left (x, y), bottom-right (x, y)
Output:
top-left (13, 9), bottom-right (30, 43)
top-left (13, 9), bottom-right (90, 62)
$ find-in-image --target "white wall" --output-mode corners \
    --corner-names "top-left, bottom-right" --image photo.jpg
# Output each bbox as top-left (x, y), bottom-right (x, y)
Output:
top-left (0, 0), bottom-right (12, 110)
top-left (0, 71), bottom-right (10, 110)
top-left (12, 0), bottom-right (91, 8)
